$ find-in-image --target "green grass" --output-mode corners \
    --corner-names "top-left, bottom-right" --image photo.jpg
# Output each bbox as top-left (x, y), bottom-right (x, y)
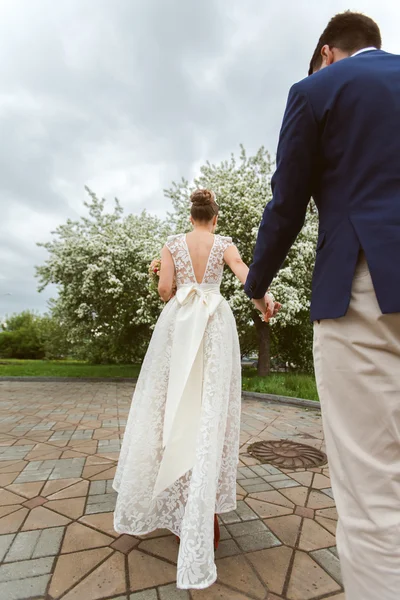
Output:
top-left (0, 359), bottom-right (141, 379)
top-left (0, 360), bottom-right (318, 402)
top-left (242, 368), bottom-right (319, 401)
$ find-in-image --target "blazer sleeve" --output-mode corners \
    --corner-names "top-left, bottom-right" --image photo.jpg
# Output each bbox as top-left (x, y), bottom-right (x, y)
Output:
top-left (244, 83), bottom-right (318, 299)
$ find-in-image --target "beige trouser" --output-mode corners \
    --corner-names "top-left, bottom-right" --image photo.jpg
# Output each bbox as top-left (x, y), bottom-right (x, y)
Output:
top-left (314, 255), bottom-right (400, 600)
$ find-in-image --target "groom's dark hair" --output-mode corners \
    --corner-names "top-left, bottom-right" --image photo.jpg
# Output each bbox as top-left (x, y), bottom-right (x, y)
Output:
top-left (308, 11), bottom-right (382, 75)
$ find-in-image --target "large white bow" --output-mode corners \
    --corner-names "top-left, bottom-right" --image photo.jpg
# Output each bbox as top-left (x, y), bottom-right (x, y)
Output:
top-left (153, 284), bottom-right (222, 498)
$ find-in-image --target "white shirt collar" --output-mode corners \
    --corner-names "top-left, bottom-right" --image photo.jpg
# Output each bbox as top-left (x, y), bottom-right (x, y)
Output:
top-left (351, 47), bottom-right (377, 58)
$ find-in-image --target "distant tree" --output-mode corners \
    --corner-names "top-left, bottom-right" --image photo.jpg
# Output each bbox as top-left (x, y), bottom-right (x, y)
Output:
top-left (36, 188), bottom-right (171, 363)
top-left (0, 311), bottom-right (45, 359)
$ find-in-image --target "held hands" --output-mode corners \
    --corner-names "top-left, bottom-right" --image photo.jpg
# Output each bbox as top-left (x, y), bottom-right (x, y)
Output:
top-left (252, 293), bottom-right (282, 322)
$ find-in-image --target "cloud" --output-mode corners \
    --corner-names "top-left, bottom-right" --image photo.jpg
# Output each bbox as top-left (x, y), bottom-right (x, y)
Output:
top-left (0, 0), bottom-right (399, 316)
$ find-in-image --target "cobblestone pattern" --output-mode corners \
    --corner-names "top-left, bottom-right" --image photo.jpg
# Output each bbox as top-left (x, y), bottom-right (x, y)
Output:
top-left (0, 381), bottom-right (342, 600)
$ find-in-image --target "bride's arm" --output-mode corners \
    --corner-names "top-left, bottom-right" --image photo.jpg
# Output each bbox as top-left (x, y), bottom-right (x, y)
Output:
top-left (158, 246), bottom-right (175, 302)
top-left (224, 245), bottom-right (249, 285)
top-left (224, 245), bottom-right (275, 319)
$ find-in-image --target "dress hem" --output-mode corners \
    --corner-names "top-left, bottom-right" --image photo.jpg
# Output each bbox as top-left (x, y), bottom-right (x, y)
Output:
top-left (112, 502), bottom-right (237, 539)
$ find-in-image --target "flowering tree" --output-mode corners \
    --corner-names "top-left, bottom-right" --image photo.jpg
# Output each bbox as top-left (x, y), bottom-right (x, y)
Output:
top-left (37, 147), bottom-right (317, 372)
top-left (36, 189), bottom-right (170, 363)
top-left (166, 146), bottom-right (318, 375)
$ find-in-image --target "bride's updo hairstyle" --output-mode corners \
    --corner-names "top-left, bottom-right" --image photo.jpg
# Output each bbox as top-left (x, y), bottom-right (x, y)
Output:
top-left (190, 189), bottom-right (219, 223)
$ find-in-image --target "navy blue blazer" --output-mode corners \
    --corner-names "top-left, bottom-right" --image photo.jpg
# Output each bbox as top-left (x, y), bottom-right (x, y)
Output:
top-left (245, 50), bottom-right (400, 321)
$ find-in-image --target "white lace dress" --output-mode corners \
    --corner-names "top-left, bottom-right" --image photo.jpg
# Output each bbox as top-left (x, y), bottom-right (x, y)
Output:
top-left (113, 233), bottom-right (241, 589)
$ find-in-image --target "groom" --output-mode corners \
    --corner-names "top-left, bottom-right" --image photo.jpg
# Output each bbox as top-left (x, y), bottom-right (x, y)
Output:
top-left (245, 11), bottom-right (400, 600)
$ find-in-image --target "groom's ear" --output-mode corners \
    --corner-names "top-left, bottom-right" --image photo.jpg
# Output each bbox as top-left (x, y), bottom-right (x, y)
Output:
top-left (320, 45), bottom-right (334, 69)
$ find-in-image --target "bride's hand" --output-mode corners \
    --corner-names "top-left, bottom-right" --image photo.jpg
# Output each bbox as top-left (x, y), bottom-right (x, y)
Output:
top-left (271, 301), bottom-right (282, 318)
top-left (252, 293), bottom-right (274, 320)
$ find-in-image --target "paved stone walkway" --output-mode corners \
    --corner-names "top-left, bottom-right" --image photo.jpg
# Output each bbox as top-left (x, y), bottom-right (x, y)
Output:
top-left (0, 382), bottom-right (344, 600)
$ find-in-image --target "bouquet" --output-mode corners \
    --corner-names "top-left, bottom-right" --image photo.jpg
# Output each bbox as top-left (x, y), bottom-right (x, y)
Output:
top-left (148, 258), bottom-right (177, 295)
top-left (148, 258), bottom-right (161, 291)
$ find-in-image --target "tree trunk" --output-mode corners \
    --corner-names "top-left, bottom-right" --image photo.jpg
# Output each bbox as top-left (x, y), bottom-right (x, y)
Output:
top-left (252, 311), bottom-right (271, 376)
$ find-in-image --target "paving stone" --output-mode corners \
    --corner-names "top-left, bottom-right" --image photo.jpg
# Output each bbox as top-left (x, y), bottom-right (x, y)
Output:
top-left (191, 583), bottom-right (251, 599)
top-left (235, 501), bottom-right (259, 521)
top-left (0, 446), bottom-right (34, 461)
top-left (4, 530), bottom-right (41, 562)
top-left (85, 499), bottom-right (117, 514)
top-left (0, 489), bottom-right (26, 507)
top-left (214, 539), bottom-right (241, 559)
top-left (271, 479), bottom-right (300, 490)
top-left (219, 526), bottom-right (231, 541)
top-left (245, 499), bottom-right (293, 519)
top-left (50, 431), bottom-right (74, 442)
top-left (48, 480), bottom-right (89, 500)
top-left (279, 486), bottom-right (309, 507)
top-left (248, 465), bottom-right (270, 477)
top-left (0, 556), bottom-right (54, 582)
top-left (130, 591), bottom-right (158, 600)
top-left (22, 507), bottom-right (71, 531)
top-left (287, 551), bottom-right (340, 599)
top-left (31, 423), bottom-right (56, 431)
top-left (49, 547), bottom-right (113, 598)
top-left (299, 518), bottom-right (336, 552)
top-left (311, 548), bottom-right (343, 585)
top-left (290, 471), bottom-right (313, 486)
top-left (236, 529), bottom-right (281, 552)
top-left (158, 583), bottom-right (192, 599)
top-left (0, 508), bottom-right (29, 534)
top-left (49, 458), bottom-right (85, 480)
top-left (90, 480), bottom-right (107, 496)
top-left (0, 574), bottom-right (51, 600)
top-left (263, 474), bottom-right (291, 483)
top-left (312, 474), bottom-right (331, 489)
top-left (248, 490), bottom-right (295, 509)
top-left (307, 490), bottom-right (336, 510)
top-left (62, 522), bottom-right (113, 553)
top-left (216, 554), bottom-right (266, 600)
top-left (247, 545), bottom-right (293, 596)
top-left (79, 512), bottom-right (118, 537)
top-left (33, 527), bottom-right (65, 558)
top-left (112, 534), bottom-right (140, 554)
top-left (71, 430), bottom-right (94, 440)
top-left (238, 467), bottom-right (260, 479)
top-left (329, 546), bottom-right (338, 558)
top-left (266, 514), bottom-right (302, 548)
top-left (237, 477), bottom-right (266, 487)
top-left (242, 482), bottom-right (274, 493)
top-left (219, 511), bottom-right (241, 525)
top-left (294, 506), bottom-right (314, 519)
top-left (227, 519), bottom-right (267, 538)
top-left (261, 465), bottom-right (283, 475)
top-left (128, 550), bottom-right (176, 591)
top-left (23, 496), bottom-right (47, 509)
top-left (87, 492), bottom-right (117, 505)
top-left (6, 482), bottom-right (45, 499)
top-left (0, 534), bottom-right (15, 562)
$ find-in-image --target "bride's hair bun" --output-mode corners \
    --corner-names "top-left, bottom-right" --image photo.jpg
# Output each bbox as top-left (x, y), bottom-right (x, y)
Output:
top-left (190, 189), bottom-right (214, 207)
top-left (190, 189), bottom-right (218, 222)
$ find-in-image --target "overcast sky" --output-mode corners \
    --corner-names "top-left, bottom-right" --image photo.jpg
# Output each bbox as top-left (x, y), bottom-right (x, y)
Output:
top-left (0, 0), bottom-right (399, 318)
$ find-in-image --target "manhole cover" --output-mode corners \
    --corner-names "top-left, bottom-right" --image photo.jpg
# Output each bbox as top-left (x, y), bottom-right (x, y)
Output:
top-left (248, 440), bottom-right (327, 469)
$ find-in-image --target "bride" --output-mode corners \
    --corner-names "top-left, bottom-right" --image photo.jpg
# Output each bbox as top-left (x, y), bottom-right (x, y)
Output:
top-left (113, 188), bottom-right (278, 589)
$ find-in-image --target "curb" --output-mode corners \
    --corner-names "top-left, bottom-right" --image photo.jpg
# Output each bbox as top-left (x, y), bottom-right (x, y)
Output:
top-left (0, 377), bottom-right (320, 410)
top-left (242, 390), bottom-right (320, 410)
